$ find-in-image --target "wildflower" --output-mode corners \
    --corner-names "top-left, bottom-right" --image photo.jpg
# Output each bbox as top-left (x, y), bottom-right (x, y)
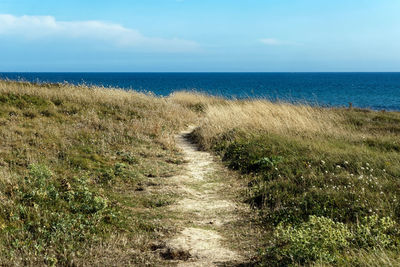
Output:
top-left (344, 161), bottom-right (349, 165)
top-left (361, 167), bottom-right (365, 170)
top-left (325, 170), bottom-right (328, 174)
top-left (336, 165), bottom-right (341, 169)
top-left (366, 163), bottom-right (370, 166)
top-left (321, 160), bottom-right (326, 165)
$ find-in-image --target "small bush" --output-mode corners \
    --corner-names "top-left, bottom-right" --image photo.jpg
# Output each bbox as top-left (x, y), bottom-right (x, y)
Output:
top-left (353, 215), bottom-right (400, 249)
top-left (264, 215), bottom-right (400, 265)
top-left (266, 216), bottom-right (353, 265)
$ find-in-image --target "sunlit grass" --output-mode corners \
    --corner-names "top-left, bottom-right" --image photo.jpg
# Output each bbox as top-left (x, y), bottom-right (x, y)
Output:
top-left (171, 91), bottom-right (400, 266)
top-left (0, 80), bottom-right (197, 265)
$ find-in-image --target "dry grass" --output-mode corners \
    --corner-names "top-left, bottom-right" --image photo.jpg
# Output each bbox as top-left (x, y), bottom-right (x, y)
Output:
top-left (169, 91), bottom-right (400, 266)
top-left (169, 90), bottom-right (227, 106)
top-left (2, 82), bottom-right (399, 265)
top-left (0, 80), bottom-right (197, 265)
top-left (170, 92), bottom-right (345, 149)
top-left (203, 101), bottom-right (343, 143)
top-left (0, 80), bottom-right (197, 149)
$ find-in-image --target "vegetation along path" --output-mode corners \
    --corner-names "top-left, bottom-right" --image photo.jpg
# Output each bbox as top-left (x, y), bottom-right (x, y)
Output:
top-left (161, 126), bottom-right (250, 266)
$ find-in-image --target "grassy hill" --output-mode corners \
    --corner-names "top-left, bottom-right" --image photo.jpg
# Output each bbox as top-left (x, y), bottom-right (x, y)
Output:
top-left (1, 81), bottom-right (400, 266)
top-left (0, 81), bottom-right (197, 265)
top-left (171, 92), bottom-right (400, 266)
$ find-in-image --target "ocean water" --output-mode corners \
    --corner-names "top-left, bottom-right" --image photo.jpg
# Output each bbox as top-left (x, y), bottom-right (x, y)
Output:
top-left (1, 72), bottom-right (399, 111)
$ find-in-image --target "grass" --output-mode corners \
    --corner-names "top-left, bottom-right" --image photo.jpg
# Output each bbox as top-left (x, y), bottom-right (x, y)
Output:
top-left (2, 82), bottom-right (400, 266)
top-left (0, 80), bottom-right (197, 265)
top-left (170, 91), bottom-right (400, 266)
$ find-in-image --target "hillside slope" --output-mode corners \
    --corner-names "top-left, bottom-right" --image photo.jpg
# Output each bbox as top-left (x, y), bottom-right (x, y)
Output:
top-left (0, 81), bottom-right (198, 265)
top-left (171, 91), bottom-right (400, 266)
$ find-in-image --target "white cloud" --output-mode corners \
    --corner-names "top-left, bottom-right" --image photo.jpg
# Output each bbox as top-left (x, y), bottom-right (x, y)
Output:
top-left (0, 14), bottom-right (199, 52)
top-left (260, 38), bottom-right (283, 46)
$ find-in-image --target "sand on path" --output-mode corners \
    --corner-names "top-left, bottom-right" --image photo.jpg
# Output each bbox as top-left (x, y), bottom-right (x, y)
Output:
top-left (163, 127), bottom-right (245, 266)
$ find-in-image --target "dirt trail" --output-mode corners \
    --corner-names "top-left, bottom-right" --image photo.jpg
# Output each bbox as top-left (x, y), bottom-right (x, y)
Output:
top-left (164, 127), bottom-right (245, 266)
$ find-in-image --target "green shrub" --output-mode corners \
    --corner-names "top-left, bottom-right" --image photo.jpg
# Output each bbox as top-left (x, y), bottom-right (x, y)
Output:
top-left (265, 216), bottom-right (353, 265)
top-left (264, 215), bottom-right (400, 266)
top-left (353, 215), bottom-right (400, 249)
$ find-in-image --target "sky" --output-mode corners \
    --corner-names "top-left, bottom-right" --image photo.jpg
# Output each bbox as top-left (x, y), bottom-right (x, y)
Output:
top-left (0, 0), bottom-right (399, 72)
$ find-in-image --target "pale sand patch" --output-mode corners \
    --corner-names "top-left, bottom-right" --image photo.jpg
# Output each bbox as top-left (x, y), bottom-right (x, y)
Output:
top-left (163, 127), bottom-right (244, 266)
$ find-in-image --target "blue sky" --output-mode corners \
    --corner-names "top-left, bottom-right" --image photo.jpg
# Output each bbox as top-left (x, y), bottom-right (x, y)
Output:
top-left (0, 0), bottom-right (399, 71)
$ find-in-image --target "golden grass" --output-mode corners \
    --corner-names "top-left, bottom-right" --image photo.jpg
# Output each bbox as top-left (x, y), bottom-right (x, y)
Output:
top-left (0, 81), bottom-right (197, 149)
top-left (169, 91), bottom-right (227, 108)
top-left (170, 91), bottom-right (345, 149)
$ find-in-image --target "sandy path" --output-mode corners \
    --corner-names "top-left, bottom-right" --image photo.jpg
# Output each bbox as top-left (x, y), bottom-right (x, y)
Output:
top-left (163, 127), bottom-right (245, 266)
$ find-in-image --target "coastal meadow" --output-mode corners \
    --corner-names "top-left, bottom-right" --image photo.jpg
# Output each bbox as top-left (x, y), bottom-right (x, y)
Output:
top-left (0, 80), bottom-right (197, 265)
top-left (171, 91), bottom-right (400, 265)
top-left (1, 81), bottom-right (400, 265)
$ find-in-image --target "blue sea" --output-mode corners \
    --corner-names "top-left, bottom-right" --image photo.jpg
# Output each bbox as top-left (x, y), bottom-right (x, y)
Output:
top-left (0, 72), bottom-right (399, 111)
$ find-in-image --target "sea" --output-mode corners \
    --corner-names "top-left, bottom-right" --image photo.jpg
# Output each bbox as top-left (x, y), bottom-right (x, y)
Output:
top-left (0, 72), bottom-right (399, 111)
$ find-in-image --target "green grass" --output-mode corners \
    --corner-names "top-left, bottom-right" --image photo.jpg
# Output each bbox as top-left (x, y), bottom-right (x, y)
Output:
top-left (3, 82), bottom-right (400, 266)
top-left (188, 101), bottom-right (400, 265)
top-left (0, 80), bottom-right (196, 265)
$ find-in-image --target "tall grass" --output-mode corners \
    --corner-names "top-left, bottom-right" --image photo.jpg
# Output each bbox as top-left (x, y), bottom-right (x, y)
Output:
top-left (0, 81), bottom-right (196, 148)
top-left (171, 91), bottom-right (348, 148)
top-left (199, 100), bottom-right (345, 148)
top-left (171, 92), bottom-right (400, 266)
